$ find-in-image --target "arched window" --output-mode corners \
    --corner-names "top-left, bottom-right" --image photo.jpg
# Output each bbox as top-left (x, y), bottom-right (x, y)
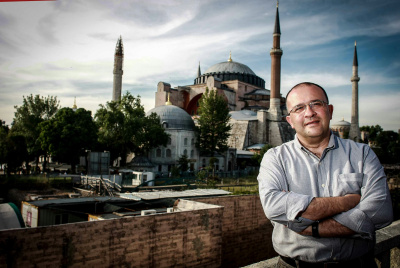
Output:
top-left (191, 138), bottom-right (194, 145)
top-left (184, 149), bottom-right (187, 156)
top-left (156, 148), bottom-right (161, 157)
top-left (166, 149), bottom-right (171, 157)
top-left (184, 138), bottom-right (188, 145)
top-left (162, 121), bottom-right (168, 128)
top-left (202, 158), bottom-right (206, 167)
top-left (168, 137), bottom-right (172, 145)
top-left (190, 150), bottom-right (194, 158)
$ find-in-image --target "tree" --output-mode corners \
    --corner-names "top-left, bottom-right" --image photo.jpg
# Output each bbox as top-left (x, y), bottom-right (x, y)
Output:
top-left (0, 121), bottom-right (9, 170)
top-left (252, 144), bottom-right (274, 164)
top-left (196, 88), bottom-right (232, 155)
top-left (4, 135), bottom-right (27, 175)
top-left (177, 154), bottom-right (190, 173)
top-left (360, 125), bottom-right (400, 164)
top-left (376, 131), bottom-right (400, 164)
top-left (95, 93), bottom-right (169, 166)
top-left (38, 107), bottom-right (98, 173)
top-left (360, 125), bottom-right (383, 143)
top-left (11, 94), bottom-right (59, 172)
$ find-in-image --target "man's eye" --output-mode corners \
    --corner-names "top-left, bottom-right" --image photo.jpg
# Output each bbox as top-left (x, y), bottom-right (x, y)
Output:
top-left (311, 101), bottom-right (323, 107)
top-left (294, 106), bottom-right (305, 113)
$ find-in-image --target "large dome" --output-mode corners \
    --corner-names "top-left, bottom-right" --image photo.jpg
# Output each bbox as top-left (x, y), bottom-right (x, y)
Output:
top-left (204, 60), bottom-right (256, 76)
top-left (194, 54), bottom-right (265, 88)
top-left (147, 105), bottom-right (195, 131)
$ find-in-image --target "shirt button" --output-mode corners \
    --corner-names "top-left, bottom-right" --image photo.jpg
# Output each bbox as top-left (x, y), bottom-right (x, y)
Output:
top-left (321, 184), bottom-right (325, 188)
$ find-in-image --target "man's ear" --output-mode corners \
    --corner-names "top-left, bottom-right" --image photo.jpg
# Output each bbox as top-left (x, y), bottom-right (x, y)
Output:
top-left (328, 104), bottom-right (334, 120)
top-left (286, 115), bottom-right (294, 129)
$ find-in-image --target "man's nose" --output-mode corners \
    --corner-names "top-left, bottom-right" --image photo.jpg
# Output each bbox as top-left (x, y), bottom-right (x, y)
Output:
top-left (304, 104), bottom-right (316, 117)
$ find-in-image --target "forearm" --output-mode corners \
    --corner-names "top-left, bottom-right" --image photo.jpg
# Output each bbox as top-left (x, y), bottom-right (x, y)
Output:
top-left (300, 218), bottom-right (356, 237)
top-left (299, 194), bottom-right (360, 221)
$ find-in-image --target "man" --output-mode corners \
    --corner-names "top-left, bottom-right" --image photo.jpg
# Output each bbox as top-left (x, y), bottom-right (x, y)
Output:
top-left (258, 82), bottom-right (393, 267)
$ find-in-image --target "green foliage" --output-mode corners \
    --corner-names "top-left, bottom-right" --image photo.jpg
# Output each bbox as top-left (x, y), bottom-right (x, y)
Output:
top-left (38, 107), bottom-right (98, 172)
top-left (4, 135), bottom-right (27, 175)
top-left (0, 121), bottom-right (9, 167)
top-left (11, 95), bottom-right (59, 171)
top-left (196, 88), bottom-right (231, 155)
top-left (251, 144), bottom-right (273, 164)
top-left (95, 93), bottom-right (169, 166)
top-left (360, 125), bottom-right (383, 143)
top-left (361, 125), bottom-right (400, 163)
top-left (170, 166), bottom-right (180, 178)
top-left (178, 154), bottom-right (189, 173)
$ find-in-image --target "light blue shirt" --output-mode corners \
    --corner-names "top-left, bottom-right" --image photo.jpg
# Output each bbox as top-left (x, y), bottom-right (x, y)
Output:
top-left (258, 134), bottom-right (393, 262)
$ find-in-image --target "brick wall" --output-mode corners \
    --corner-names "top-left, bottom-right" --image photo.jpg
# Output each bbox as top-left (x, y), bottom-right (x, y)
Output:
top-left (0, 201), bottom-right (223, 268)
top-left (193, 195), bottom-right (276, 267)
top-left (0, 195), bottom-right (274, 268)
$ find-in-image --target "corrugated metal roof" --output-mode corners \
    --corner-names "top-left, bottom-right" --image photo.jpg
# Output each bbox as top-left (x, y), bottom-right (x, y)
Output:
top-left (27, 196), bottom-right (122, 207)
top-left (118, 189), bottom-right (230, 200)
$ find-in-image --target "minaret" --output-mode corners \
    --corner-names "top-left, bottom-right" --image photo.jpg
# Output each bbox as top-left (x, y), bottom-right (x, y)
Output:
top-left (197, 62), bottom-right (201, 78)
top-left (349, 41), bottom-right (361, 142)
top-left (269, 1), bottom-right (283, 115)
top-left (72, 97), bottom-right (77, 112)
top-left (112, 36), bottom-right (124, 101)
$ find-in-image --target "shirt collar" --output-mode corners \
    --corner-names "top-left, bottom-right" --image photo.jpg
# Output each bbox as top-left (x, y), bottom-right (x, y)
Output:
top-left (294, 132), bottom-right (337, 152)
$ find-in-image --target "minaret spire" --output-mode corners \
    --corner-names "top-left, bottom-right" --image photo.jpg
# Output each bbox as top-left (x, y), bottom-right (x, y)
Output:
top-left (349, 41), bottom-right (361, 142)
top-left (72, 97), bottom-right (77, 111)
top-left (269, 1), bottom-right (283, 111)
top-left (112, 36), bottom-right (124, 101)
top-left (197, 61), bottom-right (201, 78)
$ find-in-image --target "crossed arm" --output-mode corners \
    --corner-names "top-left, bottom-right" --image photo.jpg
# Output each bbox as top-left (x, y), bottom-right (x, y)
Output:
top-left (297, 194), bottom-right (361, 237)
top-left (258, 145), bottom-right (393, 239)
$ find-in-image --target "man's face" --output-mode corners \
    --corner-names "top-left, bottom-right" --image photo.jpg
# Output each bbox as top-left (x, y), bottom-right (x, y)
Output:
top-left (285, 85), bottom-right (333, 142)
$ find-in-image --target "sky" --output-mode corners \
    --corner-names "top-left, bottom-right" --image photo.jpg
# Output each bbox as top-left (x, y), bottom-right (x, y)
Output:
top-left (0, 0), bottom-right (399, 131)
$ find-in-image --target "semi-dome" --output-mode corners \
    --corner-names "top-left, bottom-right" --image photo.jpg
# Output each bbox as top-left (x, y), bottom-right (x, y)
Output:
top-left (147, 105), bottom-right (195, 131)
top-left (204, 60), bottom-right (256, 76)
top-left (331, 118), bottom-right (351, 127)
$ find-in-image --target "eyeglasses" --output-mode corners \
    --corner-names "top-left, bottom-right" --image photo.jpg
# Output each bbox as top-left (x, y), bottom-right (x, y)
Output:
top-left (288, 99), bottom-right (328, 115)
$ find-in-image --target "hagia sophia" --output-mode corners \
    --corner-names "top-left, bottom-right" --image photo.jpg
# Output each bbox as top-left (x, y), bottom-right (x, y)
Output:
top-left (111, 3), bottom-right (361, 174)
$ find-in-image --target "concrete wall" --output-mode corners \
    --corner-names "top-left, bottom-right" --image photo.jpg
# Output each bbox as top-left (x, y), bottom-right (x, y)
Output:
top-left (193, 195), bottom-right (276, 267)
top-left (0, 200), bottom-right (223, 268)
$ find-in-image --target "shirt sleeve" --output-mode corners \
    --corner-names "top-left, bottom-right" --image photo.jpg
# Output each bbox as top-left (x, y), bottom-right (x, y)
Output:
top-left (258, 148), bottom-right (313, 232)
top-left (332, 146), bottom-right (393, 239)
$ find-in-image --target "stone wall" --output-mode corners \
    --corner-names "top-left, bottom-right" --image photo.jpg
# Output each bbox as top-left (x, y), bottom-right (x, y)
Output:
top-left (193, 195), bottom-right (276, 267)
top-left (0, 200), bottom-right (223, 268)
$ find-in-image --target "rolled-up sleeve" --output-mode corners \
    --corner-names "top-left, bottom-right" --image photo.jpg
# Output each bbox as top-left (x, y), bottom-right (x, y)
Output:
top-left (258, 148), bottom-right (313, 231)
top-left (332, 147), bottom-right (393, 239)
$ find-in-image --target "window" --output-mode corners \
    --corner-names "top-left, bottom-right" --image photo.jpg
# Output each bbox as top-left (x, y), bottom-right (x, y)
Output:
top-left (184, 138), bottom-right (188, 145)
top-left (156, 148), bottom-right (161, 157)
top-left (190, 150), bottom-right (194, 158)
top-left (168, 137), bottom-right (172, 145)
top-left (166, 149), bottom-right (171, 157)
top-left (191, 138), bottom-right (194, 145)
top-left (184, 149), bottom-right (187, 156)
